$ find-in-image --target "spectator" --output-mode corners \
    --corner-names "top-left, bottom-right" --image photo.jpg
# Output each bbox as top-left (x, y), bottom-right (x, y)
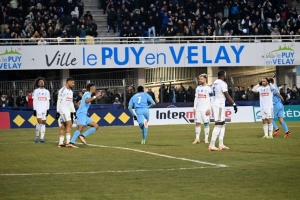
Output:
top-left (106, 3), bottom-right (117, 35)
top-left (1, 95), bottom-right (8, 107)
top-left (113, 97), bottom-right (121, 104)
top-left (233, 87), bottom-right (241, 101)
top-left (168, 85), bottom-right (176, 103)
top-left (186, 86), bottom-right (195, 102)
top-left (82, 88), bottom-right (87, 94)
top-left (280, 88), bottom-right (287, 101)
top-left (177, 87), bottom-right (186, 102)
top-left (76, 92), bottom-right (83, 103)
top-left (16, 90), bottom-right (26, 107)
top-left (7, 94), bottom-right (15, 107)
top-left (246, 87), bottom-right (256, 101)
top-left (125, 86), bottom-right (134, 108)
top-left (95, 90), bottom-right (106, 104)
top-left (158, 84), bottom-right (168, 103)
top-left (291, 85), bottom-right (299, 99)
top-left (37, 36), bottom-right (47, 45)
top-left (26, 92), bottom-right (33, 107)
top-left (77, 25), bottom-right (89, 44)
top-left (147, 88), bottom-right (155, 102)
top-left (113, 89), bottom-right (122, 102)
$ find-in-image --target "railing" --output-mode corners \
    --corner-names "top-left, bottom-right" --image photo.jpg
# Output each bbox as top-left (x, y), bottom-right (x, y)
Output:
top-left (70, 69), bottom-right (135, 80)
top-left (0, 35), bottom-right (299, 45)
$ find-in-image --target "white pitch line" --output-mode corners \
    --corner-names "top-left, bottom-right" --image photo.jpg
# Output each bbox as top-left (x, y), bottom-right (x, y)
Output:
top-left (84, 143), bottom-right (228, 168)
top-left (0, 166), bottom-right (220, 176)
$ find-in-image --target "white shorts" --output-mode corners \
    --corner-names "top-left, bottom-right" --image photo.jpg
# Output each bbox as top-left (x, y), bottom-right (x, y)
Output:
top-left (60, 113), bottom-right (72, 123)
top-left (195, 111), bottom-right (210, 124)
top-left (261, 108), bottom-right (274, 119)
top-left (212, 106), bottom-right (225, 122)
top-left (36, 111), bottom-right (47, 120)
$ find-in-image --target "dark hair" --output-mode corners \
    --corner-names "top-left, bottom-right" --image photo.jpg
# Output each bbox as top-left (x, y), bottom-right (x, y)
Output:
top-left (262, 77), bottom-right (270, 83)
top-left (137, 86), bottom-right (144, 92)
top-left (66, 77), bottom-right (74, 82)
top-left (34, 77), bottom-right (46, 88)
top-left (87, 83), bottom-right (95, 91)
top-left (218, 70), bottom-right (226, 77)
top-left (269, 78), bottom-right (274, 84)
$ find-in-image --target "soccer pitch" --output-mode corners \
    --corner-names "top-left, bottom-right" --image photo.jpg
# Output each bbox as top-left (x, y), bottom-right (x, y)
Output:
top-left (0, 122), bottom-right (299, 200)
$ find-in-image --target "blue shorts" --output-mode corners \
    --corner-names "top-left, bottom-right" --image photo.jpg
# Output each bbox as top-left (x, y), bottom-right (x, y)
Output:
top-left (135, 108), bottom-right (149, 124)
top-left (273, 102), bottom-right (284, 118)
top-left (76, 113), bottom-right (93, 127)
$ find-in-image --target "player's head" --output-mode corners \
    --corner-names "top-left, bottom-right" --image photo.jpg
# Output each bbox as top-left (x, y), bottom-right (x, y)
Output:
top-left (199, 73), bottom-right (208, 85)
top-left (137, 86), bottom-right (144, 93)
top-left (269, 78), bottom-right (274, 84)
top-left (34, 77), bottom-right (46, 88)
top-left (87, 83), bottom-right (96, 93)
top-left (261, 77), bottom-right (269, 86)
top-left (66, 77), bottom-right (75, 88)
top-left (218, 70), bottom-right (226, 80)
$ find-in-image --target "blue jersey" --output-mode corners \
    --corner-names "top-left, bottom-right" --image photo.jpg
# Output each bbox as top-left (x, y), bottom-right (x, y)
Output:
top-left (77, 92), bottom-right (92, 115)
top-left (272, 84), bottom-right (282, 105)
top-left (129, 92), bottom-right (155, 109)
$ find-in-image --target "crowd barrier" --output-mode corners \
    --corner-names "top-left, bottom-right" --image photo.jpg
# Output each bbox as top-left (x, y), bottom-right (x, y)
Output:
top-left (0, 105), bottom-right (299, 129)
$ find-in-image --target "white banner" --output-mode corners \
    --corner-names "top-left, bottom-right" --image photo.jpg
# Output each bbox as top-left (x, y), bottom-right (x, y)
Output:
top-left (0, 43), bottom-right (299, 70)
top-left (134, 106), bottom-right (254, 126)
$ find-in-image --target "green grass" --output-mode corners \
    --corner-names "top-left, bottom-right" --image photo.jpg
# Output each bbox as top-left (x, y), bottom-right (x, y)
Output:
top-left (0, 122), bottom-right (300, 200)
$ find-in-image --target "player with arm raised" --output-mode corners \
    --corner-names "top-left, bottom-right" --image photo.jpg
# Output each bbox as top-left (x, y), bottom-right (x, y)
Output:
top-left (56, 77), bottom-right (76, 147)
top-left (269, 77), bottom-right (291, 138)
top-left (252, 78), bottom-right (275, 139)
top-left (33, 77), bottom-right (50, 143)
top-left (208, 70), bottom-right (238, 151)
top-left (67, 83), bottom-right (101, 148)
top-left (128, 86), bottom-right (156, 144)
top-left (193, 74), bottom-right (213, 144)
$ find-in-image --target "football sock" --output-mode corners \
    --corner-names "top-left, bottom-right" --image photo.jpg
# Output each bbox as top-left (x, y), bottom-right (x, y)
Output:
top-left (83, 127), bottom-right (96, 138)
top-left (59, 135), bottom-right (64, 144)
top-left (139, 123), bottom-right (145, 140)
top-left (263, 124), bottom-right (268, 136)
top-left (66, 133), bottom-right (71, 144)
top-left (36, 124), bottom-right (40, 137)
top-left (143, 127), bottom-right (148, 141)
top-left (40, 124), bottom-right (45, 139)
top-left (219, 124), bottom-right (226, 147)
top-left (204, 123), bottom-right (209, 141)
top-left (272, 120), bottom-right (278, 131)
top-left (209, 125), bottom-right (221, 147)
top-left (268, 124), bottom-right (273, 136)
top-left (70, 130), bottom-right (81, 143)
top-left (281, 121), bottom-right (289, 133)
top-left (195, 126), bottom-right (200, 140)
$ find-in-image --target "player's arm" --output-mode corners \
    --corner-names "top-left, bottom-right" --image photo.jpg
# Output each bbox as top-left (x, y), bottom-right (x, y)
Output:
top-left (252, 84), bottom-right (260, 92)
top-left (276, 93), bottom-right (284, 101)
top-left (56, 90), bottom-right (63, 119)
top-left (85, 92), bottom-right (101, 103)
top-left (33, 90), bottom-right (37, 116)
top-left (147, 94), bottom-right (156, 108)
top-left (46, 91), bottom-right (50, 116)
top-left (269, 83), bottom-right (275, 92)
top-left (222, 84), bottom-right (237, 113)
top-left (128, 98), bottom-right (136, 120)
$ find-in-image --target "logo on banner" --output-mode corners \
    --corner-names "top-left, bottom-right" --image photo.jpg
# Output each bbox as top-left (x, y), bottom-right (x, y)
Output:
top-left (265, 44), bottom-right (295, 65)
top-left (0, 48), bottom-right (22, 69)
top-left (253, 107), bottom-right (261, 122)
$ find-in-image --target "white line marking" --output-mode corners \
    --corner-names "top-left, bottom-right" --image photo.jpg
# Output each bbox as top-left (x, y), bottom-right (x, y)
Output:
top-left (83, 143), bottom-right (228, 168)
top-left (0, 166), bottom-right (220, 176)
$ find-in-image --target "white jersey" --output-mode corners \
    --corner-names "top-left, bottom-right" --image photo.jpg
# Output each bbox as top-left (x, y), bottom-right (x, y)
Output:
top-left (57, 86), bottom-right (74, 114)
top-left (253, 84), bottom-right (274, 109)
top-left (194, 85), bottom-right (212, 111)
top-left (33, 88), bottom-right (50, 112)
top-left (212, 79), bottom-right (228, 107)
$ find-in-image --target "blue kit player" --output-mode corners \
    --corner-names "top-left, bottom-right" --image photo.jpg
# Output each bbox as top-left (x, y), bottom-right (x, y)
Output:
top-left (67, 83), bottom-right (101, 148)
top-left (128, 86), bottom-right (156, 144)
top-left (269, 78), bottom-right (291, 138)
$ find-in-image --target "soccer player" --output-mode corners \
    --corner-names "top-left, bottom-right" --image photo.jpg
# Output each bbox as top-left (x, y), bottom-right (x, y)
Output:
top-left (56, 77), bottom-right (76, 147)
top-left (128, 86), bottom-right (156, 144)
top-left (33, 77), bottom-right (50, 143)
top-left (208, 70), bottom-right (238, 151)
top-left (252, 78), bottom-right (275, 139)
top-left (269, 78), bottom-right (291, 138)
top-left (193, 74), bottom-right (213, 144)
top-left (66, 83), bottom-right (101, 148)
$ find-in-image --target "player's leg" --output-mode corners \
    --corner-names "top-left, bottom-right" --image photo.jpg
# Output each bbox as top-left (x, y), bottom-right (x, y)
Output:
top-left (276, 104), bottom-right (290, 138)
top-left (267, 108), bottom-right (274, 138)
top-left (67, 114), bottom-right (85, 148)
top-left (35, 117), bottom-right (42, 143)
top-left (193, 111), bottom-right (202, 144)
top-left (208, 106), bottom-right (221, 151)
top-left (202, 111), bottom-right (210, 144)
top-left (39, 113), bottom-right (47, 142)
top-left (142, 108), bottom-right (150, 143)
top-left (136, 109), bottom-right (146, 144)
top-left (65, 119), bottom-right (73, 145)
top-left (79, 119), bottom-right (99, 144)
top-left (216, 107), bottom-right (229, 150)
top-left (261, 110), bottom-right (268, 138)
top-left (58, 122), bottom-right (66, 147)
top-left (272, 104), bottom-right (280, 136)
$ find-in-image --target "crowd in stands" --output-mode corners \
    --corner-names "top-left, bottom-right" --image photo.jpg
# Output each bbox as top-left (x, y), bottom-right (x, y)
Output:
top-left (0, 0), bottom-right (98, 44)
top-left (101, 0), bottom-right (300, 39)
top-left (1, 83), bottom-right (300, 107)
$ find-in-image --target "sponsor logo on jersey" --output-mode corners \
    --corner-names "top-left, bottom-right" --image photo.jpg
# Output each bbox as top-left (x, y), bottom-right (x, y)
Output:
top-left (66, 97), bottom-right (73, 101)
top-left (38, 97), bottom-right (47, 101)
top-left (261, 92), bottom-right (269, 96)
top-left (198, 94), bottom-right (207, 98)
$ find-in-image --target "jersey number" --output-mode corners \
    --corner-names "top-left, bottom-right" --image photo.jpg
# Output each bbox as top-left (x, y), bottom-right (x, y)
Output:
top-left (137, 96), bottom-right (141, 103)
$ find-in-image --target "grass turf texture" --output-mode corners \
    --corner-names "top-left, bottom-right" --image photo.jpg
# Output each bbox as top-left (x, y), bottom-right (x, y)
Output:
top-left (0, 122), bottom-right (299, 200)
